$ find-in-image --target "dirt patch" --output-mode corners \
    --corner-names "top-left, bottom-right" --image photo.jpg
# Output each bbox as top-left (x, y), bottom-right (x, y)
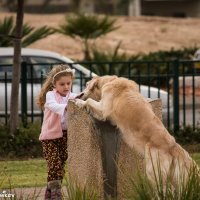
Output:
top-left (1, 12), bottom-right (200, 60)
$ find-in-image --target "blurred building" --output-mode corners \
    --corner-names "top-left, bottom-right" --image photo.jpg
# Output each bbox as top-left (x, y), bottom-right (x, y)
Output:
top-left (1, 0), bottom-right (200, 17)
top-left (141, 0), bottom-right (200, 18)
top-left (82, 0), bottom-right (200, 17)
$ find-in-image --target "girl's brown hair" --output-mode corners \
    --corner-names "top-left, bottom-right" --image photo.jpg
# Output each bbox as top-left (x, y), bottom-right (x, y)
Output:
top-left (37, 64), bottom-right (75, 109)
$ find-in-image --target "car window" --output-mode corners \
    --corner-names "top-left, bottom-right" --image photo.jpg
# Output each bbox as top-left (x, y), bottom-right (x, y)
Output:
top-left (0, 57), bottom-right (13, 64)
top-left (0, 67), bottom-right (12, 80)
top-left (29, 56), bottom-right (61, 64)
top-left (0, 57), bottom-right (13, 79)
top-left (0, 56), bottom-right (27, 64)
top-left (29, 56), bottom-right (88, 79)
top-left (28, 56), bottom-right (62, 78)
top-left (0, 55), bottom-right (89, 92)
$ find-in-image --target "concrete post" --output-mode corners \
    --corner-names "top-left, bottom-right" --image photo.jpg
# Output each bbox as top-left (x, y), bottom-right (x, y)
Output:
top-left (67, 98), bottom-right (162, 199)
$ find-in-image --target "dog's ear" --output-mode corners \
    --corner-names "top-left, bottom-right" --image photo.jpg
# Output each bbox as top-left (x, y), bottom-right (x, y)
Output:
top-left (87, 76), bottom-right (99, 90)
top-left (92, 77), bottom-right (100, 90)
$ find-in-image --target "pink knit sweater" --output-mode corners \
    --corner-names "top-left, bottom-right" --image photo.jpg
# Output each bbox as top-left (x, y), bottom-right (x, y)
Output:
top-left (39, 89), bottom-right (76, 141)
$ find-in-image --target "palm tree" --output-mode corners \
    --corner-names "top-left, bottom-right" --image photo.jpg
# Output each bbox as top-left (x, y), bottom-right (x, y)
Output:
top-left (0, 16), bottom-right (55, 47)
top-left (56, 13), bottom-right (119, 61)
top-left (0, 7), bottom-right (54, 135)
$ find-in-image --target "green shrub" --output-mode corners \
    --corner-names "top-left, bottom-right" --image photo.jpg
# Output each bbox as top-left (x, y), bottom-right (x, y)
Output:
top-left (1, 123), bottom-right (200, 159)
top-left (0, 123), bottom-right (42, 159)
top-left (172, 126), bottom-right (200, 144)
top-left (170, 126), bottom-right (200, 153)
top-left (132, 46), bottom-right (198, 61)
top-left (90, 46), bottom-right (198, 64)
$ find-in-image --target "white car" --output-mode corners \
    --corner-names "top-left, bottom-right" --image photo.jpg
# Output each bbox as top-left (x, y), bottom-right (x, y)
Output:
top-left (0, 47), bottom-right (96, 91)
top-left (0, 47), bottom-right (172, 126)
top-left (0, 48), bottom-right (96, 121)
top-left (140, 85), bottom-right (173, 126)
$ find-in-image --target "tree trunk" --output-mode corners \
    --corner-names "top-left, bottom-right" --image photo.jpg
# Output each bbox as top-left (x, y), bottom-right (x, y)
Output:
top-left (9, 0), bottom-right (24, 135)
top-left (83, 39), bottom-right (91, 61)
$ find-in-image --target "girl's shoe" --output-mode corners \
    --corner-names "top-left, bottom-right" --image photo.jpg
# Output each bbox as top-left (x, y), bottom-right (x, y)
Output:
top-left (44, 187), bottom-right (51, 200)
top-left (48, 180), bottom-right (62, 200)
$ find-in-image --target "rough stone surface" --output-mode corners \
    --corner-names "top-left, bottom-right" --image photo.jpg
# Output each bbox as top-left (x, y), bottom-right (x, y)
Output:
top-left (67, 98), bottom-right (162, 199)
top-left (67, 100), bottom-right (104, 199)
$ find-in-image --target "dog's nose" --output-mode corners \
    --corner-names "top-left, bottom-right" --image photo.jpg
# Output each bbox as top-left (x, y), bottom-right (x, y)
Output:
top-left (75, 92), bottom-right (84, 99)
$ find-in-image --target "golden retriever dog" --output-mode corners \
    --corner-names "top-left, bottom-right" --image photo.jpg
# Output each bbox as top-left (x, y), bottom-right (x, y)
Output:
top-left (75, 75), bottom-right (198, 184)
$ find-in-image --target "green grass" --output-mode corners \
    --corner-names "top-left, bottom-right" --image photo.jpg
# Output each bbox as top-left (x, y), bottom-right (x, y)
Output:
top-left (192, 153), bottom-right (200, 166)
top-left (1, 152), bottom-right (200, 189)
top-left (0, 159), bottom-right (47, 188)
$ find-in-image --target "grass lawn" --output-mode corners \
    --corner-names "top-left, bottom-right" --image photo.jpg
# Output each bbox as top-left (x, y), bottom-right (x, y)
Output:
top-left (0, 159), bottom-right (47, 188)
top-left (1, 153), bottom-right (200, 189)
top-left (192, 153), bottom-right (200, 166)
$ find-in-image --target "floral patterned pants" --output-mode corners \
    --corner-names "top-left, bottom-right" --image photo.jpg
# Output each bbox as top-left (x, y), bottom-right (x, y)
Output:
top-left (41, 132), bottom-right (68, 182)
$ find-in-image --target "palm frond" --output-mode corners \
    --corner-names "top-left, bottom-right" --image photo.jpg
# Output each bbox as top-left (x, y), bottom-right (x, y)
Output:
top-left (0, 16), bottom-right (15, 46)
top-left (11, 23), bottom-right (34, 40)
top-left (57, 14), bottom-right (119, 40)
top-left (22, 23), bottom-right (35, 37)
top-left (22, 26), bottom-right (55, 47)
top-left (91, 41), bottom-right (129, 75)
top-left (56, 13), bottom-right (119, 61)
top-left (0, 16), bottom-right (54, 47)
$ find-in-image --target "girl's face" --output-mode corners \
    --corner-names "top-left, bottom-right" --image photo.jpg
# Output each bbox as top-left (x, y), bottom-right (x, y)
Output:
top-left (54, 75), bottom-right (73, 96)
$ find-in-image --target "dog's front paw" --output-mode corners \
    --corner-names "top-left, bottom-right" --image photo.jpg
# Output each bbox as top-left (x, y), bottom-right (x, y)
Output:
top-left (75, 99), bottom-right (86, 109)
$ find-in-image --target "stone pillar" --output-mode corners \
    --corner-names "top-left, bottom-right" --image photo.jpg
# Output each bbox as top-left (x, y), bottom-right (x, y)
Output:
top-left (67, 99), bottom-right (162, 199)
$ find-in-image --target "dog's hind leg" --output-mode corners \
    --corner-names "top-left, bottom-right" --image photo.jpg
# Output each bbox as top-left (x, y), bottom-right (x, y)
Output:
top-left (75, 98), bottom-right (105, 121)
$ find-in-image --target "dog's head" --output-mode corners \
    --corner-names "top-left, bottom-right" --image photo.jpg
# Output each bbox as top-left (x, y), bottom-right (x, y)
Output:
top-left (76, 75), bottom-right (117, 101)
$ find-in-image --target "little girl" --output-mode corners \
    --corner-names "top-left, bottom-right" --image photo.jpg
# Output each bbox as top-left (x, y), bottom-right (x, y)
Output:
top-left (37, 64), bottom-right (77, 200)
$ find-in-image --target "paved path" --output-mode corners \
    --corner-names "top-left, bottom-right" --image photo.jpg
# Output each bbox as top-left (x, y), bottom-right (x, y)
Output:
top-left (9, 187), bottom-right (46, 200)
top-left (9, 186), bottom-right (68, 199)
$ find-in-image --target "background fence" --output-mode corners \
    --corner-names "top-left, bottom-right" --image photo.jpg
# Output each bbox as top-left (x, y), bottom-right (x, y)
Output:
top-left (0, 60), bottom-right (199, 131)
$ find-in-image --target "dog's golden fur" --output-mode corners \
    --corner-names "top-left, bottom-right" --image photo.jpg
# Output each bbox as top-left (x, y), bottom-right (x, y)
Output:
top-left (75, 75), bottom-right (198, 183)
